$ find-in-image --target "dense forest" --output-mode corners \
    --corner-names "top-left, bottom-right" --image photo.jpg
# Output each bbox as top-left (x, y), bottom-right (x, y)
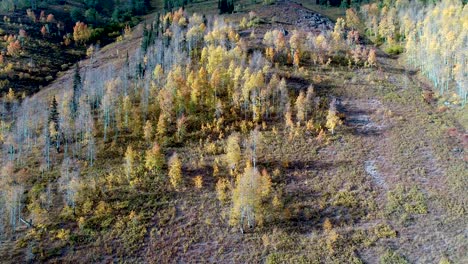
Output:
top-left (0, 0), bottom-right (466, 263)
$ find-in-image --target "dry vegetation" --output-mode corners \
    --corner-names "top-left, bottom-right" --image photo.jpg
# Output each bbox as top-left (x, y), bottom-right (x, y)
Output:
top-left (0, 0), bottom-right (466, 263)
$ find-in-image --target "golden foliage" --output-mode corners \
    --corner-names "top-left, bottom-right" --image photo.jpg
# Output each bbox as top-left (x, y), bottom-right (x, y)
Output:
top-left (225, 132), bottom-right (241, 171)
top-left (193, 175), bottom-right (203, 190)
top-left (73, 22), bottom-right (92, 44)
top-left (145, 143), bottom-right (164, 172)
top-left (168, 152), bottom-right (182, 189)
top-left (216, 178), bottom-right (230, 203)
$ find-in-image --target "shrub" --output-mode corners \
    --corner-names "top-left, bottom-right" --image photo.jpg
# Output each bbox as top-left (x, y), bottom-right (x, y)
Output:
top-left (374, 223), bottom-right (397, 238)
top-left (386, 185), bottom-right (427, 218)
top-left (55, 229), bottom-right (70, 241)
top-left (193, 175), bottom-right (203, 189)
top-left (385, 45), bottom-right (404, 55)
top-left (380, 249), bottom-right (409, 264)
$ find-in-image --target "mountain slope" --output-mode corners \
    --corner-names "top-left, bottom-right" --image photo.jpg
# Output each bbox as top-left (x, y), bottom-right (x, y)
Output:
top-left (0, 1), bottom-right (466, 263)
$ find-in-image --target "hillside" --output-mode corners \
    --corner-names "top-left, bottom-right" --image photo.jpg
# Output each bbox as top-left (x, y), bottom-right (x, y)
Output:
top-left (0, 0), bottom-right (466, 263)
top-left (0, 0), bottom-right (152, 96)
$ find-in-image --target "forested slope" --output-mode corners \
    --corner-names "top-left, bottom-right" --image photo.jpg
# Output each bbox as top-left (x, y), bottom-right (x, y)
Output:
top-left (0, 0), bottom-right (466, 263)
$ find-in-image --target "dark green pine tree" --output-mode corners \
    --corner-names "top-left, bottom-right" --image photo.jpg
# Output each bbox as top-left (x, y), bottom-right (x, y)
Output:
top-left (141, 22), bottom-right (149, 53)
top-left (48, 95), bottom-right (61, 152)
top-left (155, 13), bottom-right (160, 37)
top-left (48, 96), bottom-right (59, 132)
top-left (71, 63), bottom-right (82, 118)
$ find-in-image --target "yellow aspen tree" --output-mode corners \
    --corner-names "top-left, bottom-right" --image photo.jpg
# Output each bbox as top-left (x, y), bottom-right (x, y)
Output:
top-left (266, 47), bottom-right (275, 63)
top-left (157, 113), bottom-right (167, 140)
top-left (332, 18), bottom-right (345, 50)
top-left (306, 85), bottom-right (315, 114)
top-left (325, 101), bottom-right (341, 135)
top-left (176, 115), bottom-right (187, 142)
top-left (124, 145), bottom-right (137, 180)
top-left (153, 64), bottom-right (164, 86)
top-left (225, 132), bottom-right (241, 173)
top-left (6, 88), bottom-right (15, 102)
top-left (295, 91), bottom-right (306, 125)
top-left (230, 162), bottom-right (270, 231)
top-left (345, 8), bottom-right (361, 30)
top-left (289, 30), bottom-right (302, 54)
top-left (284, 104), bottom-right (294, 130)
top-left (168, 152), bottom-right (182, 189)
top-left (143, 120), bottom-right (154, 143)
top-left (73, 22), bottom-right (91, 44)
top-left (122, 95), bottom-right (131, 129)
top-left (216, 178), bottom-right (230, 203)
top-left (145, 143), bottom-right (165, 172)
top-left (260, 169), bottom-right (272, 197)
top-left (193, 175), bottom-right (203, 190)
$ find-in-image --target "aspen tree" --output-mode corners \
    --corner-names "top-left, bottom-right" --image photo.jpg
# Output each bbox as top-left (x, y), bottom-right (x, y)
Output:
top-left (367, 48), bottom-right (377, 67)
top-left (295, 91), bottom-right (306, 124)
top-left (305, 85), bottom-right (315, 118)
top-left (176, 114), bottom-right (186, 142)
top-left (124, 145), bottom-right (137, 180)
top-left (326, 99), bottom-right (341, 135)
top-left (168, 152), bottom-right (182, 189)
top-left (225, 132), bottom-right (241, 172)
top-left (230, 161), bottom-right (271, 232)
top-left (157, 113), bottom-right (167, 140)
top-left (284, 103), bottom-right (294, 130)
top-left (143, 120), bottom-right (154, 143)
top-left (193, 175), bottom-right (203, 190)
top-left (145, 143), bottom-right (164, 172)
top-left (73, 22), bottom-right (91, 44)
top-left (345, 8), bottom-right (361, 30)
top-left (216, 178), bottom-right (230, 203)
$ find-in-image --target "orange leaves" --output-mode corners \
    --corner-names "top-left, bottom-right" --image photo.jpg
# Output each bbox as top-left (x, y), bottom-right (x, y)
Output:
top-left (293, 51), bottom-right (300, 68)
top-left (41, 26), bottom-right (47, 37)
top-left (265, 47), bottom-right (275, 63)
top-left (46, 14), bottom-right (55, 23)
top-left (275, 30), bottom-right (286, 51)
top-left (367, 48), bottom-right (377, 67)
top-left (7, 40), bottom-right (21, 57)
